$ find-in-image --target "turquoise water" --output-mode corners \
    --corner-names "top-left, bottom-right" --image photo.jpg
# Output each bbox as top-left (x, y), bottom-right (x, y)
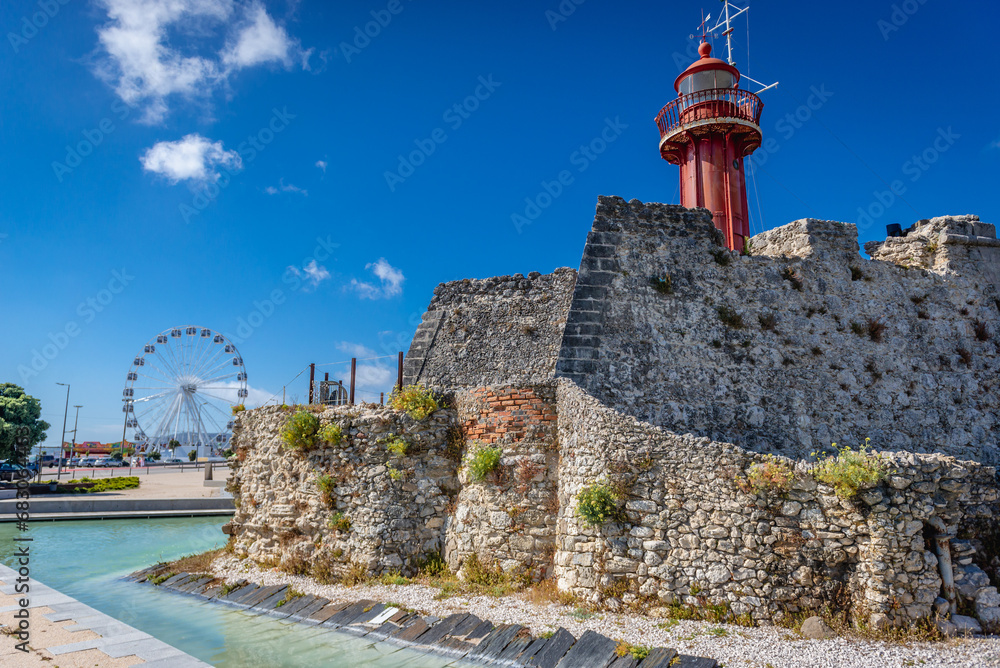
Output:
top-left (0, 518), bottom-right (468, 667)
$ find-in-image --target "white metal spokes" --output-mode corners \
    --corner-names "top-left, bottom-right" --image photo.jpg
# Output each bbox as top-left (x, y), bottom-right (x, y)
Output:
top-left (124, 326), bottom-right (246, 454)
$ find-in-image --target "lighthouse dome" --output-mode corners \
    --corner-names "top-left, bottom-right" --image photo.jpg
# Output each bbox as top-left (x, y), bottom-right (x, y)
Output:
top-left (674, 41), bottom-right (741, 95)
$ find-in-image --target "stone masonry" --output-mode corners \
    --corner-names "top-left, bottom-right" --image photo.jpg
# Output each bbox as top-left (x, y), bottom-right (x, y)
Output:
top-left (227, 196), bottom-right (1000, 630)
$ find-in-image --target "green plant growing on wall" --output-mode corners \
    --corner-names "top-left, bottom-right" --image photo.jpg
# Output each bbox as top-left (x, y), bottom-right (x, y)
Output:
top-left (388, 466), bottom-right (404, 481)
top-left (282, 410), bottom-right (320, 451)
top-left (782, 266), bottom-right (803, 291)
top-left (466, 443), bottom-right (502, 482)
top-left (741, 238), bottom-right (754, 257)
top-left (318, 423), bottom-right (343, 446)
top-left (231, 404), bottom-right (246, 414)
top-left (328, 512), bottom-right (352, 532)
top-left (710, 248), bottom-right (731, 266)
top-left (717, 305), bottom-right (745, 329)
top-left (390, 384), bottom-right (439, 420)
top-left (576, 483), bottom-right (621, 526)
top-left (650, 274), bottom-right (673, 295)
top-left (811, 438), bottom-right (892, 499)
top-left (316, 473), bottom-right (336, 505)
top-left (850, 266), bottom-right (864, 281)
top-left (385, 435), bottom-right (408, 457)
top-left (735, 455), bottom-right (794, 496)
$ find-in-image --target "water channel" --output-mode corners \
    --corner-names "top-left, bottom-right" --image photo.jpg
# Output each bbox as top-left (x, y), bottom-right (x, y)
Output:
top-left (0, 517), bottom-right (469, 667)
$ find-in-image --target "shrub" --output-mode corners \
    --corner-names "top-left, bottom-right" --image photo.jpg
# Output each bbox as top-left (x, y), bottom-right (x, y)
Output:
top-left (758, 313), bottom-right (778, 331)
top-left (811, 438), bottom-right (892, 499)
top-left (650, 274), bottom-right (673, 295)
top-left (957, 347), bottom-right (973, 366)
top-left (576, 483), bottom-right (620, 526)
top-left (850, 266), bottom-right (864, 281)
top-left (385, 435), bottom-right (408, 457)
top-left (466, 443), bottom-right (502, 482)
top-left (390, 384), bottom-right (439, 420)
top-left (72, 477), bottom-right (141, 494)
top-left (717, 305), bottom-right (745, 329)
top-left (850, 321), bottom-right (866, 337)
top-left (866, 317), bottom-right (886, 342)
top-left (282, 410), bottom-right (320, 451)
top-left (187, 450), bottom-right (197, 462)
top-left (316, 474), bottom-right (336, 505)
top-left (710, 248), bottom-right (731, 267)
top-left (974, 319), bottom-right (992, 342)
top-left (388, 466), bottom-right (404, 481)
top-left (782, 267), bottom-right (803, 291)
top-left (741, 238), bottom-right (754, 257)
top-left (735, 455), bottom-right (793, 496)
top-left (615, 641), bottom-right (650, 661)
top-left (328, 512), bottom-right (352, 532)
top-left (318, 423), bottom-right (343, 446)
top-left (231, 404), bottom-right (246, 414)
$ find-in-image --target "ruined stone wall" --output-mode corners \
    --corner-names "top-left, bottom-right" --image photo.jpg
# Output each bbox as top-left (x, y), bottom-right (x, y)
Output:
top-left (226, 404), bottom-right (459, 577)
top-left (555, 197), bottom-right (1000, 464)
top-left (402, 268), bottom-right (577, 389)
top-left (444, 384), bottom-right (561, 577)
top-left (552, 379), bottom-right (1000, 627)
top-left (226, 380), bottom-right (1000, 628)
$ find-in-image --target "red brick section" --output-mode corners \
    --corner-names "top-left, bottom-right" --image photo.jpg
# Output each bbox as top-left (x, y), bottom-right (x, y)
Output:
top-left (463, 387), bottom-right (557, 444)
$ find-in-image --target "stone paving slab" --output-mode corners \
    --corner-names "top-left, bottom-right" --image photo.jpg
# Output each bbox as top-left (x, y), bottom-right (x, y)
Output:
top-left (135, 565), bottom-right (721, 668)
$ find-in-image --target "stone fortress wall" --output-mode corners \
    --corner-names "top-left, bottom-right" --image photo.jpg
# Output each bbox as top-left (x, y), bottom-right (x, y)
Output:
top-left (226, 380), bottom-right (1000, 628)
top-left (225, 196), bottom-right (1000, 630)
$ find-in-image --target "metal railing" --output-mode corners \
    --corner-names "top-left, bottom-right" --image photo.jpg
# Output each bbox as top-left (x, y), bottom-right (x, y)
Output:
top-left (655, 88), bottom-right (763, 139)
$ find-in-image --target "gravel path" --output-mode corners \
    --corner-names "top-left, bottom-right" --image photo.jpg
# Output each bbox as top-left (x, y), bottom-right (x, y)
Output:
top-left (212, 556), bottom-right (1000, 668)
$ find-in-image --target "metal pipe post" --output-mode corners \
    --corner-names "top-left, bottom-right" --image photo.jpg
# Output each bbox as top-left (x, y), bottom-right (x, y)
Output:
top-left (397, 351), bottom-right (404, 392)
top-left (308, 363), bottom-right (316, 404)
top-left (350, 358), bottom-right (356, 405)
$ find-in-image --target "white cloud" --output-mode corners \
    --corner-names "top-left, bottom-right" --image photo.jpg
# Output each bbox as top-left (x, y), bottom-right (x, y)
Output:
top-left (140, 133), bottom-right (241, 183)
top-left (337, 341), bottom-right (377, 359)
top-left (286, 259), bottom-right (330, 290)
top-left (349, 258), bottom-right (404, 299)
top-left (315, 160), bottom-right (327, 172)
top-left (264, 178), bottom-right (307, 195)
top-left (221, 2), bottom-right (294, 69)
top-left (93, 0), bottom-right (306, 123)
top-left (211, 381), bottom-right (274, 409)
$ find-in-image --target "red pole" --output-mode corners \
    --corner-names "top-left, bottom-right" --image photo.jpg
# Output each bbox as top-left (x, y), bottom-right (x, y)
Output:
top-left (308, 363), bottom-right (315, 404)
top-left (397, 351), bottom-right (404, 392)
top-left (380, 392), bottom-right (384, 405)
top-left (349, 358), bottom-right (356, 405)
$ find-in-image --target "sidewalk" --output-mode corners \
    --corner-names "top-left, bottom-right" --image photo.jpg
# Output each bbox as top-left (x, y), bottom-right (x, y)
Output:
top-left (0, 563), bottom-right (210, 667)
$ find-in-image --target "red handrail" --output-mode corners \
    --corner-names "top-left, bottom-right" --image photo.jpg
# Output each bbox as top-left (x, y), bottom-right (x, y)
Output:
top-left (655, 88), bottom-right (763, 139)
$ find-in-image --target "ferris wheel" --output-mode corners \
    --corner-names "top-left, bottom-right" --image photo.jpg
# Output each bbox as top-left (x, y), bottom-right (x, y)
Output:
top-left (123, 326), bottom-right (247, 455)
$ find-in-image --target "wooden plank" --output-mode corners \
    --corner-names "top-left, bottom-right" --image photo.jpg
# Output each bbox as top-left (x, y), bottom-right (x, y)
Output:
top-left (554, 629), bottom-right (618, 668)
top-left (241, 585), bottom-right (285, 609)
top-left (253, 587), bottom-right (290, 610)
top-left (526, 628), bottom-right (576, 668)
top-left (608, 655), bottom-right (639, 668)
top-left (636, 647), bottom-right (678, 667)
top-left (323, 600), bottom-right (374, 627)
top-left (274, 594), bottom-right (317, 617)
top-left (513, 636), bottom-right (550, 666)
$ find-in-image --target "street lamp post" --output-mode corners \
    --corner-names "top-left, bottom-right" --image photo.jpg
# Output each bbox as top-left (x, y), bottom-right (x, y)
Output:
top-left (63, 405), bottom-right (82, 476)
top-left (54, 383), bottom-right (70, 482)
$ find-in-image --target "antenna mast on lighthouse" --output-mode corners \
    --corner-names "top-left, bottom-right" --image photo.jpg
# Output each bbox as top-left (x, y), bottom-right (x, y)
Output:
top-left (710, 1), bottom-right (778, 94)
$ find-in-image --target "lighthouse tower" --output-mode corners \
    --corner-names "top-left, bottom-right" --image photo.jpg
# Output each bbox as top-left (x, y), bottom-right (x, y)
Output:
top-left (655, 39), bottom-right (763, 251)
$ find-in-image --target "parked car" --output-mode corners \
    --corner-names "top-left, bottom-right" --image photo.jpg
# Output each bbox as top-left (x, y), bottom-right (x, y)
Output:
top-left (162, 458), bottom-right (184, 464)
top-left (0, 461), bottom-right (37, 481)
top-left (78, 457), bottom-right (98, 468)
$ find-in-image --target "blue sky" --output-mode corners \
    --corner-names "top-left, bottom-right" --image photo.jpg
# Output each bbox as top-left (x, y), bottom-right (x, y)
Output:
top-left (1, 0), bottom-right (997, 445)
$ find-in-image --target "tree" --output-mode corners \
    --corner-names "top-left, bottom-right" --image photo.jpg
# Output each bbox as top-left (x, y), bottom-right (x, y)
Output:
top-left (187, 449), bottom-right (197, 462)
top-left (146, 451), bottom-right (161, 461)
top-left (0, 384), bottom-right (50, 461)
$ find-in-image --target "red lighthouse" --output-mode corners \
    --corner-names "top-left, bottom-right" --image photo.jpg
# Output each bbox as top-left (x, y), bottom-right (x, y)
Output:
top-left (655, 39), bottom-right (764, 251)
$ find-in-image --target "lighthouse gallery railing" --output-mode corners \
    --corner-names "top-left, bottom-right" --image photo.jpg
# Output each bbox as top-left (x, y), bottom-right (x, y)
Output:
top-left (655, 88), bottom-right (763, 140)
